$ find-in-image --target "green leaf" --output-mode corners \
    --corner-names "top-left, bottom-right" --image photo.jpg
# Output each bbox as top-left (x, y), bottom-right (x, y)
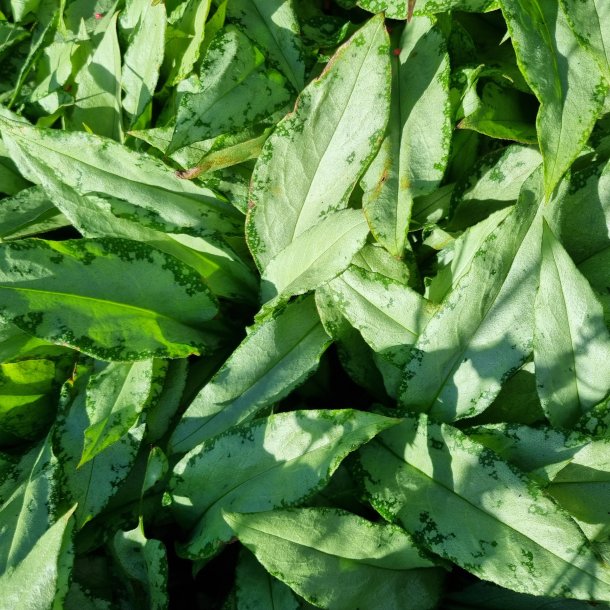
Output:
top-left (534, 222), bottom-right (610, 428)
top-left (398, 168), bottom-right (545, 421)
top-left (361, 17), bottom-right (450, 257)
top-left (164, 0), bottom-right (212, 86)
top-left (169, 295), bottom-right (331, 455)
top-left (112, 522), bottom-right (169, 610)
top-left (559, 0), bottom-right (610, 81)
top-left (0, 138), bottom-right (30, 195)
top-left (226, 0), bottom-right (305, 91)
top-left (169, 409), bottom-right (399, 560)
top-left (246, 14), bottom-right (391, 269)
top-left (53, 362), bottom-right (145, 528)
top-left (0, 237), bottom-right (218, 361)
top-left (356, 0), bottom-right (498, 19)
top-left (80, 360), bottom-right (156, 466)
top-left (499, 0), bottom-right (607, 197)
top-left (224, 507), bottom-right (444, 610)
top-left (0, 505), bottom-right (75, 610)
top-left (10, 0), bottom-right (41, 22)
top-left (67, 12), bottom-right (123, 141)
top-left (260, 208), bottom-right (370, 303)
top-left (233, 548), bottom-right (301, 610)
top-left (121, 0), bottom-right (166, 127)
top-left (0, 116), bottom-right (243, 239)
top-left (169, 27), bottom-right (291, 153)
top-left (358, 413), bottom-right (610, 601)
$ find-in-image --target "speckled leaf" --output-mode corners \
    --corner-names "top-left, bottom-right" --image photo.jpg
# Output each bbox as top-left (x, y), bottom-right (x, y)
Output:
top-left (53, 363), bottom-right (145, 528)
top-left (169, 295), bottom-right (331, 455)
top-left (164, 0), bottom-right (211, 86)
top-left (398, 169), bottom-right (545, 421)
top-left (359, 413), bottom-right (610, 600)
top-left (356, 0), bottom-right (497, 19)
top-left (80, 360), bottom-right (156, 466)
top-left (232, 548), bottom-right (301, 610)
top-left (225, 508), bottom-right (443, 610)
top-left (323, 265), bottom-right (432, 370)
top-left (361, 17), bottom-right (450, 257)
top-left (246, 14), bottom-right (390, 269)
top-left (260, 208), bottom-right (370, 303)
top-left (121, 0), bottom-right (166, 127)
top-left (169, 27), bottom-right (291, 153)
top-left (112, 522), bottom-right (169, 610)
top-left (499, 0), bottom-right (607, 197)
top-left (169, 409), bottom-right (399, 560)
top-left (67, 12), bottom-right (123, 141)
top-left (0, 439), bottom-right (58, 573)
top-left (534, 222), bottom-right (610, 428)
top-left (0, 116), bottom-right (242, 239)
top-left (559, 0), bottom-right (610, 81)
top-left (0, 505), bottom-right (75, 610)
top-left (0, 238), bottom-right (218, 361)
top-left (226, 0), bottom-right (305, 91)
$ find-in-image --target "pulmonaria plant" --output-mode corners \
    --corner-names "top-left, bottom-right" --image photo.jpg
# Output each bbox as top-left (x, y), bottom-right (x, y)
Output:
top-left (0, 0), bottom-right (609, 608)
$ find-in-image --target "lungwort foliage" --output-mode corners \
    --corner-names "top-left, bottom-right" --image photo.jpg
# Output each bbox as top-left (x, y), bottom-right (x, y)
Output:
top-left (0, 0), bottom-right (610, 608)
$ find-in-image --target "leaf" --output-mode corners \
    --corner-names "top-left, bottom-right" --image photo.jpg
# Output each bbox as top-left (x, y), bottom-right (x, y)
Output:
top-left (169, 27), bottom-right (291, 152)
top-left (169, 409), bottom-right (399, 559)
top-left (398, 168), bottom-right (545, 421)
top-left (534, 222), bottom-right (610, 428)
top-left (246, 14), bottom-right (391, 269)
top-left (356, 0), bottom-right (498, 19)
top-left (233, 548), bottom-right (301, 610)
top-left (225, 507), bottom-right (444, 610)
top-left (68, 12), bottom-right (123, 141)
top-left (260, 208), bottom-right (370, 303)
top-left (80, 360), bottom-right (156, 466)
top-left (112, 522), bottom-right (169, 610)
top-left (10, 0), bottom-right (41, 23)
top-left (361, 17), bottom-right (450, 257)
top-left (0, 505), bottom-right (75, 610)
top-left (121, 0), bottom-right (166, 127)
top-left (499, 0), bottom-right (607, 197)
top-left (0, 138), bottom-right (30, 195)
top-left (226, 0), bottom-right (305, 91)
top-left (169, 295), bottom-right (331, 455)
top-left (53, 362), bottom-right (145, 528)
top-left (559, 0), bottom-right (610, 81)
top-left (0, 237), bottom-right (218, 361)
top-left (358, 413), bottom-right (610, 601)
top-left (0, 116), bottom-right (243, 239)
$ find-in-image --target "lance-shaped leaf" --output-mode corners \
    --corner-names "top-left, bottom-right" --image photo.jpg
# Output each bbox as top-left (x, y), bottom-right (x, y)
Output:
top-left (230, 549), bottom-right (301, 610)
top-left (0, 505), bottom-right (75, 610)
top-left (246, 14), bottom-right (390, 269)
top-left (170, 295), bottom-right (331, 455)
top-left (80, 360), bottom-right (157, 466)
top-left (121, 0), bottom-right (166, 127)
top-left (0, 116), bottom-right (243, 239)
top-left (226, 0), bottom-right (305, 91)
top-left (0, 139), bottom-right (30, 195)
top-left (53, 362), bottom-right (145, 528)
top-left (260, 208), bottom-right (370, 303)
top-left (68, 12), bottom-right (123, 141)
top-left (398, 169), bottom-right (545, 421)
top-left (0, 238), bottom-right (218, 361)
top-left (0, 440), bottom-right (57, 573)
top-left (499, 0), bottom-right (607, 197)
top-left (224, 507), bottom-right (443, 610)
top-left (169, 409), bottom-right (399, 560)
top-left (358, 413), bottom-right (610, 601)
top-left (534, 222), bottom-right (610, 429)
top-left (356, 0), bottom-right (497, 19)
top-left (169, 27), bottom-right (291, 153)
top-left (112, 522), bottom-right (169, 610)
top-left (361, 17), bottom-right (450, 257)
top-left (559, 0), bottom-right (610, 81)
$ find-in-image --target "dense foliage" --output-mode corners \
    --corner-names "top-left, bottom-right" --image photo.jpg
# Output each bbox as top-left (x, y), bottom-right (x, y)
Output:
top-left (0, 0), bottom-right (610, 608)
